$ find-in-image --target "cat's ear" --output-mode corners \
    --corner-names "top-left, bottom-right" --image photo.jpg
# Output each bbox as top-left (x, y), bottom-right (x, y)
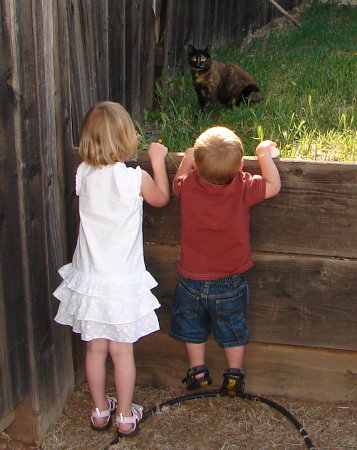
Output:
top-left (188, 44), bottom-right (195, 53)
top-left (205, 45), bottom-right (212, 55)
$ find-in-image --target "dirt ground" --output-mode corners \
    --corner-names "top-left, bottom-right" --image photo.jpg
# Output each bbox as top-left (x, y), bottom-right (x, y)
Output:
top-left (10, 383), bottom-right (352, 450)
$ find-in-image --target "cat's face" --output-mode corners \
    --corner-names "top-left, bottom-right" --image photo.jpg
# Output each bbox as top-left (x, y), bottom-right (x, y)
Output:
top-left (188, 45), bottom-right (212, 72)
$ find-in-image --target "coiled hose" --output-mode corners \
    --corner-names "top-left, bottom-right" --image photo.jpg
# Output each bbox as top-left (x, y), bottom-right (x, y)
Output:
top-left (106, 390), bottom-right (315, 449)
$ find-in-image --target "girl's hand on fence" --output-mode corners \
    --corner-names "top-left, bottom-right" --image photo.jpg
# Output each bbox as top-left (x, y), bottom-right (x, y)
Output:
top-left (147, 142), bottom-right (168, 162)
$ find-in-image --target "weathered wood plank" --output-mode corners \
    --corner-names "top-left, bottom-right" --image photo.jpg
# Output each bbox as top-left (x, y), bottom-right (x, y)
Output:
top-left (51, 0), bottom-right (77, 392)
top-left (54, 0), bottom-right (84, 390)
top-left (67, 0), bottom-right (109, 144)
top-left (14, 0), bottom-right (67, 438)
top-left (0, 269), bottom-right (14, 425)
top-left (125, 0), bottom-right (142, 120)
top-left (144, 244), bottom-right (357, 351)
top-left (141, 0), bottom-right (156, 112)
top-left (0, 0), bottom-right (75, 438)
top-left (54, 0), bottom-right (77, 261)
top-left (134, 332), bottom-right (357, 401)
top-left (0, 0), bottom-right (31, 419)
top-left (109, 0), bottom-right (126, 105)
top-left (133, 153), bottom-right (357, 259)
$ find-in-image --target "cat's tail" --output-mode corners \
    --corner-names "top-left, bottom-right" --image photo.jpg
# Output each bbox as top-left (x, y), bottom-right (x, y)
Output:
top-left (242, 84), bottom-right (262, 103)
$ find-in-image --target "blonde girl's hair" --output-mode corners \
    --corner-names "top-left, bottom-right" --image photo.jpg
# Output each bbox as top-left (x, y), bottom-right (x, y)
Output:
top-left (193, 126), bottom-right (244, 185)
top-left (79, 101), bottom-right (137, 166)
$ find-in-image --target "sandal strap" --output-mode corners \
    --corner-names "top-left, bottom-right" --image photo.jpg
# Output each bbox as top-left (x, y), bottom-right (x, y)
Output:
top-left (117, 413), bottom-right (137, 424)
top-left (107, 396), bottom-right (118, 414)
top-left (116, 403), bottom-right (143, 425)
top-left (182, 364), bottom-right (210, 383)
top-left (223, 368), bottom-right (245, 380)
top-left (91, 395), bottom-right (117, 418)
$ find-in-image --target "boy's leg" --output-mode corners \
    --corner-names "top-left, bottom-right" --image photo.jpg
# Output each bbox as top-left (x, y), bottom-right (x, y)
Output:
top-left (170, 277), bottom-right (212, 389)
top-left (186, 342), bottom-right (206, 369)
top-left (220, 345), bottom-right (246, 396)
top-left (224, 345), bottom-right (245, 369)
top-left (86, 338), bottom-right (110, 426)
top-left (182, 342), bottom-right (212, 389)
top-left (109, 341), bottom-right (136, 433)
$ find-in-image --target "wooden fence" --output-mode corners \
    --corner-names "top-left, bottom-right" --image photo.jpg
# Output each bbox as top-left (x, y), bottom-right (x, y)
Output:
top-left (1, 0), bottom-right (322, 443)
top-left (162, 0), bottom-right (301, 75)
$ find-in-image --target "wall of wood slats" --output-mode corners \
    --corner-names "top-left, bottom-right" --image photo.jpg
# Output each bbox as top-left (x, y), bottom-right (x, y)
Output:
top-left (0, 0), bottom-right (74, 440)
top-left (163, 0), bottom-right (301, 76)
top-left (133, 154), bottom-right (357, 401)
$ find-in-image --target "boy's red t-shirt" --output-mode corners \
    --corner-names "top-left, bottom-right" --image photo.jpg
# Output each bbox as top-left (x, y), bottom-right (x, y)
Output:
top-left (173, 170), bottom-right (266, 280)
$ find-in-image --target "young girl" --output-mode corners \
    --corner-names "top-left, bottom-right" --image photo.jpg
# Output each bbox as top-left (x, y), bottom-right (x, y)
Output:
top-left (53, 101), bottom-right (170, 437)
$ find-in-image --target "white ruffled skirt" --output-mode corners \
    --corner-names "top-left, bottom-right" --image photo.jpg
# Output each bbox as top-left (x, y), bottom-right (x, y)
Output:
top-left (53, 263), bottom-right (161, 342)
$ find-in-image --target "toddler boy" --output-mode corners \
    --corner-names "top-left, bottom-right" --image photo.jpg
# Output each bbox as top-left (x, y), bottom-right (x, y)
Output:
top-left (170, 126), bottom-right (281, 395)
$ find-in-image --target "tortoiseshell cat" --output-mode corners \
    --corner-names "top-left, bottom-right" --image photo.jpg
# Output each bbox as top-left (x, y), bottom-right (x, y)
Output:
top-left (188, 44), bottom-right (261, 109)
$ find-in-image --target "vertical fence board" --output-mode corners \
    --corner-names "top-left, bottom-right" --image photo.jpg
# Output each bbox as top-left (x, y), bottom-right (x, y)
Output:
top-left (3, 0), bottom-right (54, 437)
top-left (126, 0), bottom-right (142, 120)
top-left (0, 0), bottom-right (31, 420)
top-left (67, 0), bottom-right (109, 145)
top-left (109, 0), bottom-right (126, 105)
top-left (140, 0), bottom-right (156, 111)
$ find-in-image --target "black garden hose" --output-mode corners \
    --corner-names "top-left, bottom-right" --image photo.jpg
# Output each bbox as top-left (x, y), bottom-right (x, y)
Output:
top-left (106, 390), bottom-right (315, 449)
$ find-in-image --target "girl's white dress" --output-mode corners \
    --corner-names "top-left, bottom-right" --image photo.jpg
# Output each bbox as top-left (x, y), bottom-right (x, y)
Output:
top-left (53, 162), bottom-right (160, 342)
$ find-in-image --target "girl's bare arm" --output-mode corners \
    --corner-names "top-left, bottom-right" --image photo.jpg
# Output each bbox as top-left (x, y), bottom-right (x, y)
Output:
top-left (141, 143), bottom-right (170, 207)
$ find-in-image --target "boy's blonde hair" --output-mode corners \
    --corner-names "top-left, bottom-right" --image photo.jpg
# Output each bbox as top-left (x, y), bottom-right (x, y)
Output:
top-left (194, 126), bottom-right (244, 184)
top-left (79, 101), bottom-right (137, 166)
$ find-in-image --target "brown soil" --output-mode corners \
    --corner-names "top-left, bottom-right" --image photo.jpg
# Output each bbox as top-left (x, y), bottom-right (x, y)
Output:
top-left (28, 383), bottom-right (357, 449)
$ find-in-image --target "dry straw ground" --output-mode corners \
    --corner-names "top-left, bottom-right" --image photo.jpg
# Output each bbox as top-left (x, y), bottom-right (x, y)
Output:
top-left (35, 383), bottom-right (356, 450)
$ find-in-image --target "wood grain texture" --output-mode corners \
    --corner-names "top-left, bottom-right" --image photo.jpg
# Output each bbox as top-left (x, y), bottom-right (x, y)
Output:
top-left (0, 0), bottom-right (30, 418)
top-left (66, 0), bottom-right (109, 145)
top-left (145, 245), bottom-right (357, 351)
top-left (134, 332), bottom-right (357, 401)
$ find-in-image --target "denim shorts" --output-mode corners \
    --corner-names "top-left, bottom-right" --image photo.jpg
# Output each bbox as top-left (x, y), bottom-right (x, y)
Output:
top-left (170, 274), bottom-right (249, 348)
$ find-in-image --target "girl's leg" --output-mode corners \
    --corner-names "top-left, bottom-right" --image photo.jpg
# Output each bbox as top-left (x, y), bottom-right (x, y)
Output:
top-left (109, 341), bottom-right (136, 433)
top-left (86, 338), bottom-right (110, 427)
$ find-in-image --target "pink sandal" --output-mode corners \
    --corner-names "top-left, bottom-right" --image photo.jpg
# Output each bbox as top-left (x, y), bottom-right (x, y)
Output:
top-left (90, 396), bottom-right (117, 431)
top-left (116, 403), bottom-right (143, 438)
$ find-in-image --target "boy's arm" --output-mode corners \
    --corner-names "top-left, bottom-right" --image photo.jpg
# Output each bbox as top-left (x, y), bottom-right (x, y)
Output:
top-left (256, 141), bottom-right (281, 199)
top-left (141, 142), bottom-right (170, 207)
top-left (173, 148), bottom-right (195, 182)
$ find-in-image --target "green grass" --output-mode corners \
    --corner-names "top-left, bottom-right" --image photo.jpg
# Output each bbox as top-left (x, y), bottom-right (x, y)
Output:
top-left (138, 1), bottom-right (357, 161)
